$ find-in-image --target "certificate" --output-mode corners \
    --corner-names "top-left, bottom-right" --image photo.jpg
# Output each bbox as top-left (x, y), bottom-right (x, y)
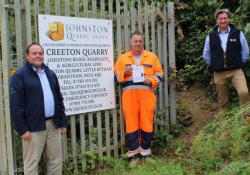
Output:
top-left (132, 65), bottom-right (144, 83)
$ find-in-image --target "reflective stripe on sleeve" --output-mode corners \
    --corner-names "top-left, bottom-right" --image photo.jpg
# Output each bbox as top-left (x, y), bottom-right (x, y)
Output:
top-left (152, 75), bottom-right (161, 83)
top-left (151, 73), bottom-right (163, 84)
top-left (154, 73), bottom-right (163, 78)
top-left (153, 73), bottom-right (163, 82)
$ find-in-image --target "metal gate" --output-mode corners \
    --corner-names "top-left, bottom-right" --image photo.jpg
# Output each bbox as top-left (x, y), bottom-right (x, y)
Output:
top-left (0, 0), bottom-right (176, 174)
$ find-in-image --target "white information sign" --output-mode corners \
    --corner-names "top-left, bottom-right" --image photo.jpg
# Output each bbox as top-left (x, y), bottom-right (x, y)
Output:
top-left (38, 14), bottom-right (115, 115)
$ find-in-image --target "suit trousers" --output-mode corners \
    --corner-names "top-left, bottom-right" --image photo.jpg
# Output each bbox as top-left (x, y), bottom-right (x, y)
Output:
top-left (214, 69), bottom-right (250, 111)
top-left (22, 119), bottom-right (62, 175)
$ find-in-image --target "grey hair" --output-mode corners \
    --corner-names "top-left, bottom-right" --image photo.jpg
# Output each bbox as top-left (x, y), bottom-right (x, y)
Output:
top-left (131, 31), bottom-right (143, 38)
top-left (215, 9), bottom-right (231, 19)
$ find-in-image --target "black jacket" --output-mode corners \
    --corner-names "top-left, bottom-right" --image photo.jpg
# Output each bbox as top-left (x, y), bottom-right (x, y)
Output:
top-left (10, 62), bottom-right (68, 136)
top-left (209, 24), bottom-right (242, 71)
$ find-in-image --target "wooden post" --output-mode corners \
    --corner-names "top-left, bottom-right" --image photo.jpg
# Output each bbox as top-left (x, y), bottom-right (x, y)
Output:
top-left (168, 2), bottom-right (177, 124)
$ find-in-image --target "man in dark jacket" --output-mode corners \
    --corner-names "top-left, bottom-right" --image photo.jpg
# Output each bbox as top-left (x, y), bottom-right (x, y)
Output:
top-left (10, 43), bottom-right (68, 175)
top-left (203, 9), bottom-right (250, 111)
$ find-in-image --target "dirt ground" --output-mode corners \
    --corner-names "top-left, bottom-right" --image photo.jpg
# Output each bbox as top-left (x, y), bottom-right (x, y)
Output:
top-left (174, 83), bottom-right (219, 158)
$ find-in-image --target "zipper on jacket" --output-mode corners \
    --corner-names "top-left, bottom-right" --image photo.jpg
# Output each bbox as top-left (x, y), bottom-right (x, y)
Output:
top-left (224, 30), bottom-right (235, 69)
top-left (214, 28), bottom-right (236, 69)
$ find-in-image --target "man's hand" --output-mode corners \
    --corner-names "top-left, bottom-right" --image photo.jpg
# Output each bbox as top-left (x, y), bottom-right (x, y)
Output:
top-left (124, 66), bottom-right (133, 75)
top-left (21, 131), bottom-right (31, 141)
top-left (143, 78), bottom-right (152, 85)
top-left (60, 127), bottom-right (67, 135)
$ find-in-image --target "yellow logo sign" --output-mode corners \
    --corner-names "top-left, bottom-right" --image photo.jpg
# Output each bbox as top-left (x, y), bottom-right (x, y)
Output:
top-left (49, 22), bottom-right (64, 41)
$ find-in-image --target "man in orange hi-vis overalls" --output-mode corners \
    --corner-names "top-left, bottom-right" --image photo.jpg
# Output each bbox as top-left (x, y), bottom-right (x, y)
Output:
top-left (114, 31), bottom-right (164, 167)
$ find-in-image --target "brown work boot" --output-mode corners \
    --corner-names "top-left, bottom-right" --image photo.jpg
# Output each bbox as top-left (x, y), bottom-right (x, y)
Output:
top-left (143, 156), bottom-right (155, 164)
top-left (129, 157), bottom-right (140, 168)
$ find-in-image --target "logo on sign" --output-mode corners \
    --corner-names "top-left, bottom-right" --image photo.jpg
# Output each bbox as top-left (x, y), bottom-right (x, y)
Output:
top-left (48, 22), bottom-right (64, 41)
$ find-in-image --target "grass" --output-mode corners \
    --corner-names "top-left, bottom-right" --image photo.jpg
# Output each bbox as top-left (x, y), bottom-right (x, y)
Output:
top-left (95, 156), bottom-right (189, 175)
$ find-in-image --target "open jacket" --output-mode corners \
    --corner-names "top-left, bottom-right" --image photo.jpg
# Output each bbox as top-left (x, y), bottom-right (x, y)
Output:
top-left (10, 62), bottom-right (68, 136)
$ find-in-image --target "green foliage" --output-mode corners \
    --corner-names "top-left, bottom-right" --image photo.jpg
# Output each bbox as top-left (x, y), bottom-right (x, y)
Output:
top-left (127, 161), bottom-right (188, 175)
top-left (178, 64), bottom-right (201, 86)
top-left (153, 108), bottom-right (185, 148)
top-left (220, 160), bottom-right (250, 175)
top-left (174, 0), bottom-right (250, 105)
top-left (152, 130), bottom-right (174, 148)
top-left (176, 102), bottom-right (191, 122)
top-left (190, 105), bottom-right (250, 174)
top-left (171, 141), bottom-right (186, 157)
top-left (174, 0), bottom-right (223, 89)
top-left (62, 106), bottom-right (250, 175)
top-left (97, 158), bottom-right (189, 175)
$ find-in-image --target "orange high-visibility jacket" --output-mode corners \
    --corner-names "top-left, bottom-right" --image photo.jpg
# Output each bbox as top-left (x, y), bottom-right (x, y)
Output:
top-left (114, 50), bottom-right (164, 90)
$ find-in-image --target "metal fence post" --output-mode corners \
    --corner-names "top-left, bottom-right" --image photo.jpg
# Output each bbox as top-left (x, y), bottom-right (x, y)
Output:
top-left (0, 0), bottom-right (15, 174)
top-left (168, 2), bottom-right (177, 124)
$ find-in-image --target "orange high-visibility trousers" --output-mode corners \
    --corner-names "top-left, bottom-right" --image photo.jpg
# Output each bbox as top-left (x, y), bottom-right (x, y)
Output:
top-left (122, 89), bottom-right (156, 157)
